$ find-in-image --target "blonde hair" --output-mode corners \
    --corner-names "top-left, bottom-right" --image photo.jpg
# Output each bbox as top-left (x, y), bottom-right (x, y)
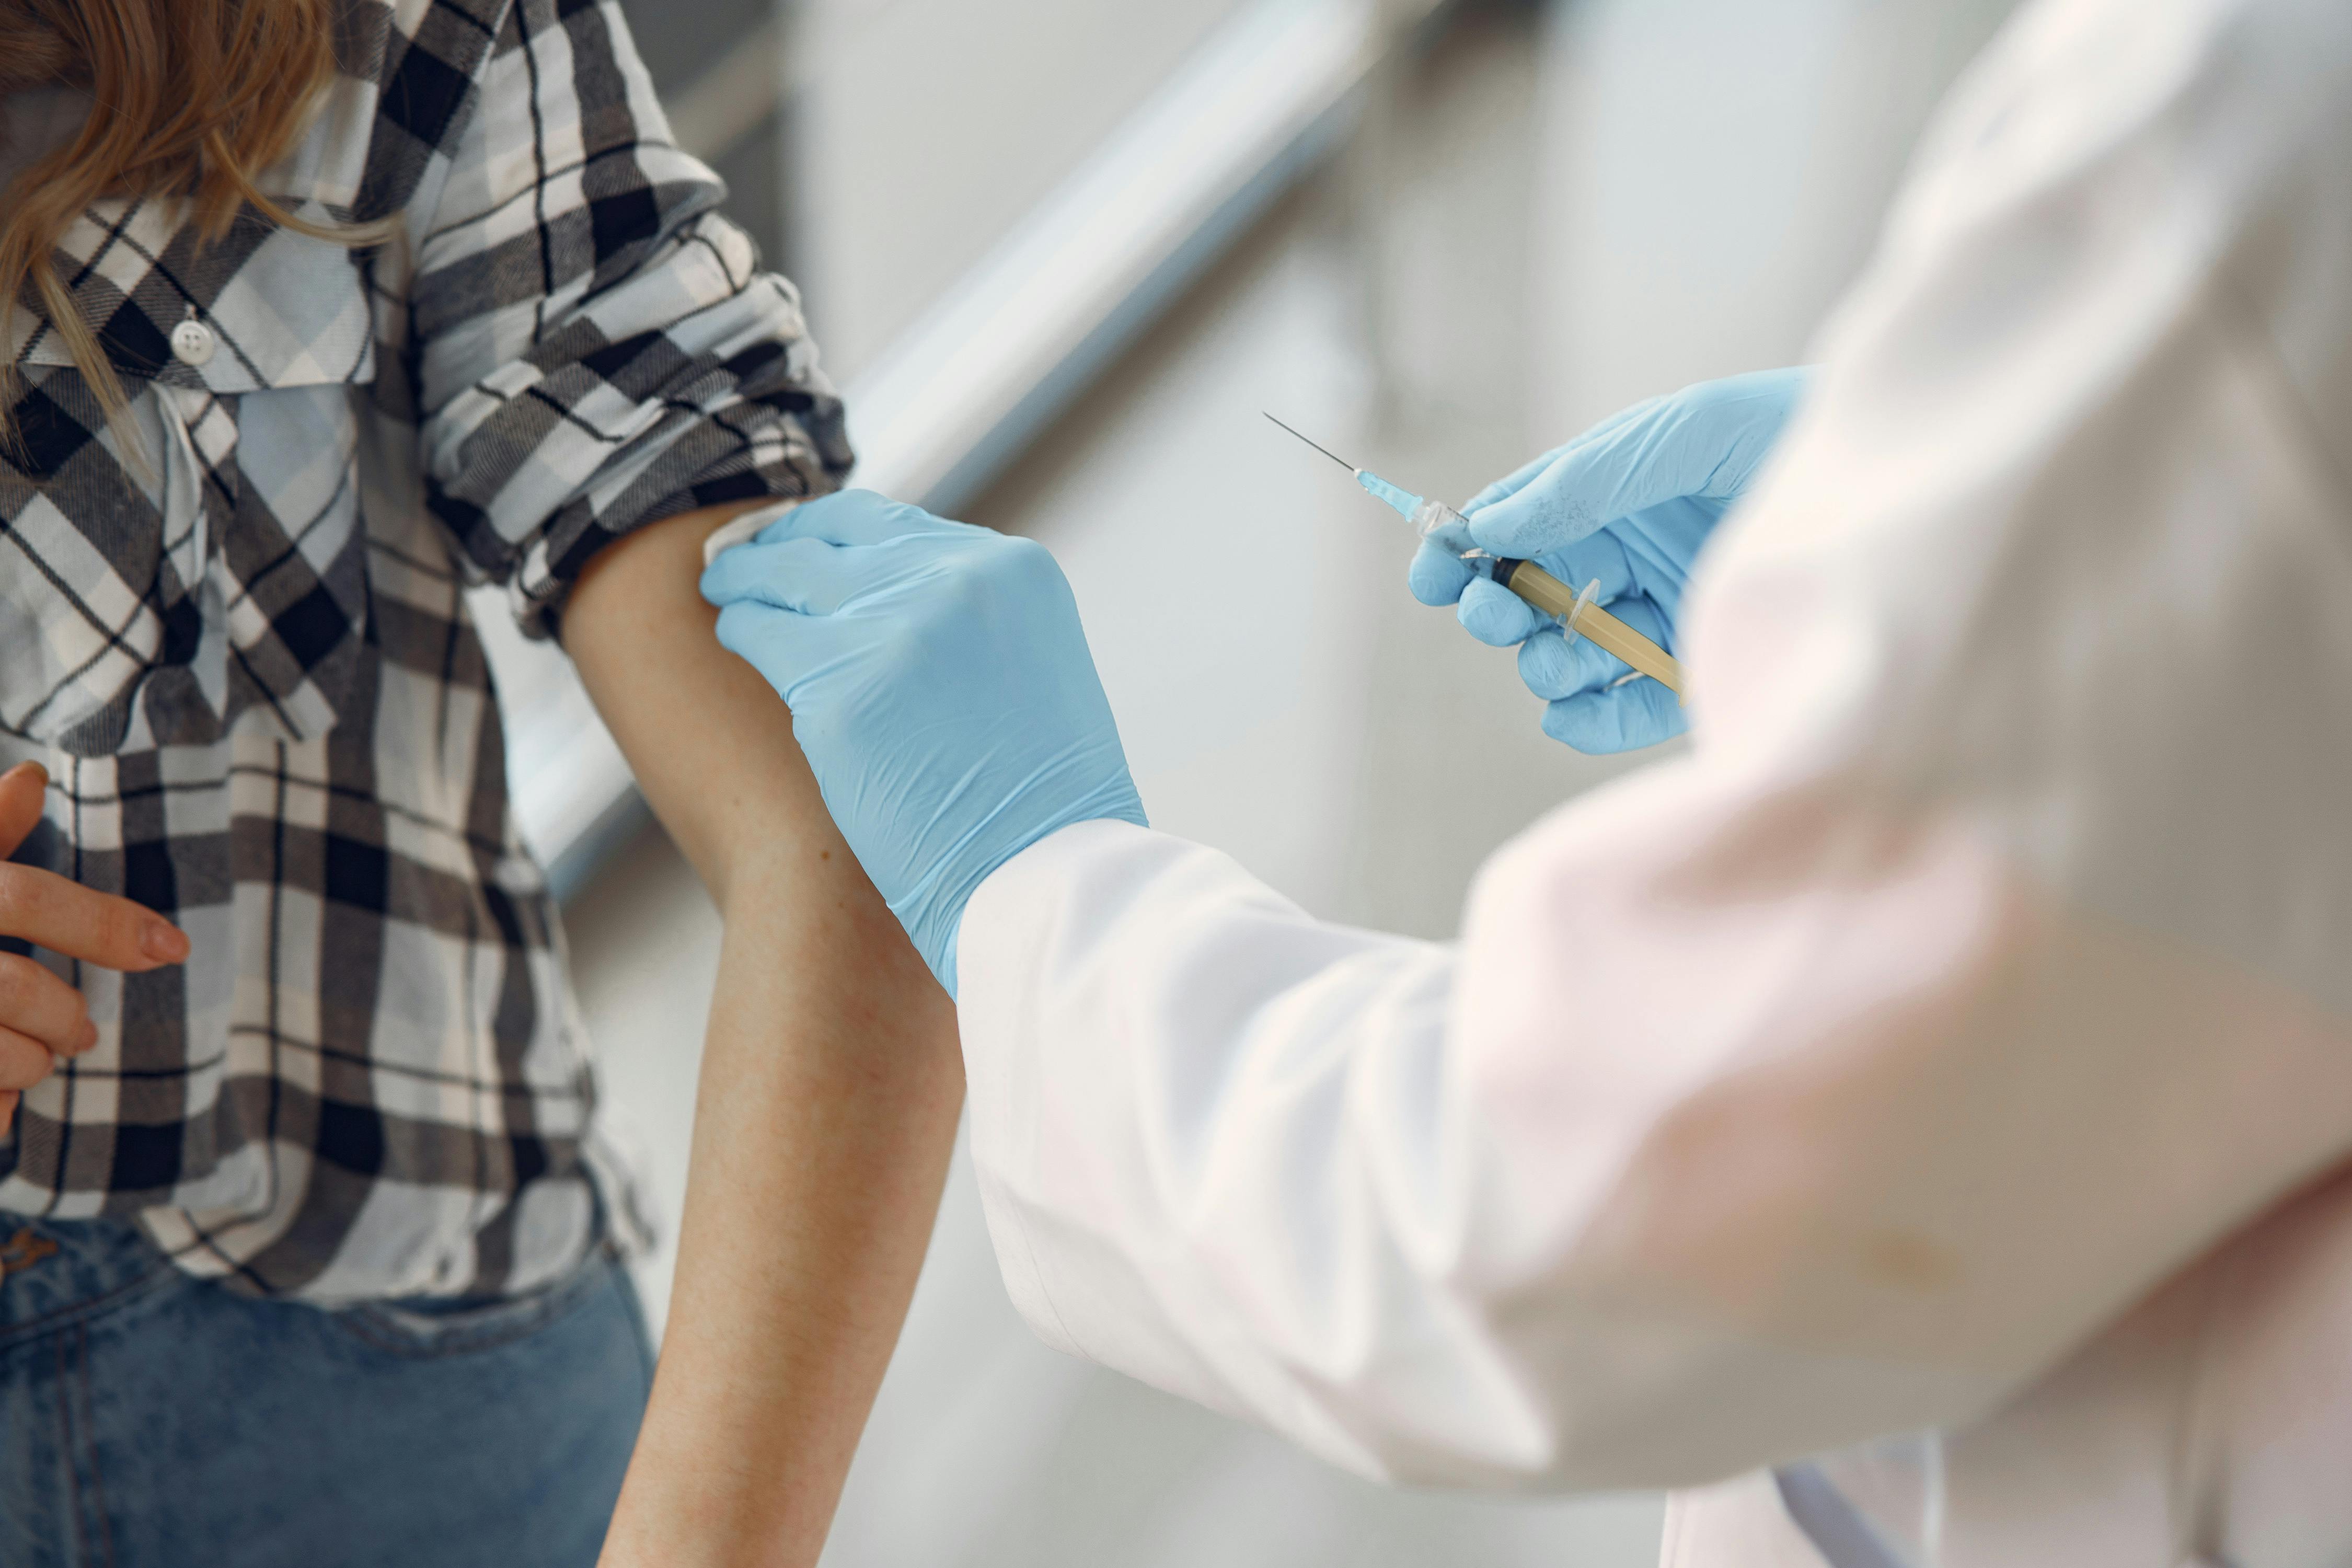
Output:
top-left (0, 0), bottom-right (366, 445)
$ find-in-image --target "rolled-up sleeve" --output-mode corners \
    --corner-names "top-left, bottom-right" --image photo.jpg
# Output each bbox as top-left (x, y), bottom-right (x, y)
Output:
top-left (409, 0), bottom-right (851, 634)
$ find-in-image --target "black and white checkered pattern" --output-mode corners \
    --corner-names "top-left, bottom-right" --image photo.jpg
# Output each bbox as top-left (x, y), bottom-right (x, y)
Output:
top-left (0, 0), bottom-right (851, 1301)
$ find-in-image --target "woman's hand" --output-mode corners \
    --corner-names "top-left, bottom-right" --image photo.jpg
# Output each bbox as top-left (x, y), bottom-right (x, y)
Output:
top-left (0, 762), bottom-right (190, 1133)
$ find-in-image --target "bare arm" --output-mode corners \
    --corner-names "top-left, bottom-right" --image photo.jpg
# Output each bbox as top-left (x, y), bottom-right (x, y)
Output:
top-left (564, 503), bottom-right (964, 1566)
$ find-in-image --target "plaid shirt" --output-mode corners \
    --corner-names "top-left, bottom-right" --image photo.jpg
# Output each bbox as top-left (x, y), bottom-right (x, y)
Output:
top-left (0, 0), bottom-right (850, 1301)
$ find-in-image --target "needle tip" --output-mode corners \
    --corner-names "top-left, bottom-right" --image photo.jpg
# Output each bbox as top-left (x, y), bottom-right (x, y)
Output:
top-left (1263, 413), bottom-right (1358, 474)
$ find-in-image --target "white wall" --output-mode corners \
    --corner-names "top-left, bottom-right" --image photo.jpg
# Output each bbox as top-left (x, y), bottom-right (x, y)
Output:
top-left (1529, 0), bottom-right (2019, 430)
top-left (790, 0), bottom-right (1254, 378)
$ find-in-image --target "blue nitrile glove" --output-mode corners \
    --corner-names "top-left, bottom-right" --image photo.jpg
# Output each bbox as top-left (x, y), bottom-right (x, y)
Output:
top-left (700, 490), bottom-right (1147, 996)
top-left (1409, 367), bottom-right (1811, 752)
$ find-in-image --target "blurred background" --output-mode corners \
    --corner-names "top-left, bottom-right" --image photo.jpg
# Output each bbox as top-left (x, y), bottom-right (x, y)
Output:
top-left (505, 0), bottom-right (2022, 1561)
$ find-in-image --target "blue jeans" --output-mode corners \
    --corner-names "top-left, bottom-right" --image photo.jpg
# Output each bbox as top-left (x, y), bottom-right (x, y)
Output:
top-left (0, 1215), bottom-right (654, 1568)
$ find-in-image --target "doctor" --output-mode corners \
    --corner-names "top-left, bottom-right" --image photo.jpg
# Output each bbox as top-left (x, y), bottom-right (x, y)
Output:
top-left (703, 0), bottom-right (2352, 1562)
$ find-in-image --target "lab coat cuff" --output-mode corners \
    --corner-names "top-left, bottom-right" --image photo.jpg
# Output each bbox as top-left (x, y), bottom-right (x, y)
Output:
top-left (954, 818), bottom-right (1151, 998)
top-left (954, 818), bottom-right (1161, 1362)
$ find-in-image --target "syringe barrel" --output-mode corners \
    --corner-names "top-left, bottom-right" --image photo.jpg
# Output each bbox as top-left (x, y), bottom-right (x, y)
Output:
top-left (1406, 496), bottom-right (1685, 698)
top-left (1488, 557), bottom-right (1578, 618)
top-left (1490, 558), bottom-right (1685, 697)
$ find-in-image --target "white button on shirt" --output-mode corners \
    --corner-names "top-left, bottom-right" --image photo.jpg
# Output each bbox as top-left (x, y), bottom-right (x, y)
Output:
top-left (169, 317), bottom-right (216, 367)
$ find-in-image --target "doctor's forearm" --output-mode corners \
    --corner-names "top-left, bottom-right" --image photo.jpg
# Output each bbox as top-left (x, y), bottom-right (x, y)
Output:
top-left (566, 505), bottom-right (964, 1566)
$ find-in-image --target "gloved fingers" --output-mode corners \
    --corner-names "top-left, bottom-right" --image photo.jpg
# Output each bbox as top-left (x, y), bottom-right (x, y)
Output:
top-left (1460, 397), bottom-right (1660, 514)
top-left (1460, 444), bottom-right (1567, 515)
top-left (1516, 626), bottom-right (1625, 702)
top-left (1539, 677), bottom-right (1688, 754)
top-left (1467, 370), bottom-right (1806, 560)
top-left (1468, 426), bottom-right (1681, 559)
top-left (1610, 496), bottom-right (1714, 618)
top-left (751, 488), bottom-right (977, 550)
top-left (1538, 529), bottom-right (1641, 607)
top-left (704, 536), bottom-right (847, 615)
top-left (1418, 509), bottom-right (1478, 558)
top-left (704, 532), bottom-right (949, 617)
top-left (1456, 575), bottom-right (1541, 648)
top-left (1520, 589), bottom-right (1678, 721)
top-left (712, 599), bottom-right (858, 703)
top-left (1408, 537), bottom-right (1478, 607)
top-left (1516, 578), bottom-right (1671, 691)
top-left (1661, 366), bottom-right (1813, 500)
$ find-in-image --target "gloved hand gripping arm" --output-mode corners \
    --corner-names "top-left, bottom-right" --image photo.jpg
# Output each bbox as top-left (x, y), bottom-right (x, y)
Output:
top-left (701, 491), bottom-right (1147, 995)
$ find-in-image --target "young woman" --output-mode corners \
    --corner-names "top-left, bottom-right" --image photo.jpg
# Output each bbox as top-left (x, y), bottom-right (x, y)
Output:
top-left (0, 3), bottom-right (963, 1564)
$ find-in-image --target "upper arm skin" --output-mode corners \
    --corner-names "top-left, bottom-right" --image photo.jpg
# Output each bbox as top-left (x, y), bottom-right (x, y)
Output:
top-left (561, 504), bottom-right (963, 1562)
top-left (563, 505), bottom-right (857, 910)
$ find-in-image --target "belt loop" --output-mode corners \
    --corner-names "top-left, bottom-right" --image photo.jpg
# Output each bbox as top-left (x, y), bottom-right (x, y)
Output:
top-left (0, 1225), bottom-right (60, 1281)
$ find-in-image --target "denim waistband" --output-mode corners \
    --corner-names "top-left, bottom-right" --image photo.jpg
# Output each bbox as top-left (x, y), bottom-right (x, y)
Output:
top-left (0, 1201), bottom-right (628, 1341)
top-left (0, 1214), bottom-right (178, 1349)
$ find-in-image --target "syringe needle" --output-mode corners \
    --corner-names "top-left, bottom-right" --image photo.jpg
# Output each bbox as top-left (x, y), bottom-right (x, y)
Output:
top-left (1265, 414), bottom-right (1687, 699)
top-left (1269, 413), bottom-right (1428, 525)
top-left (1263, 412), bottom-right (1358, 474)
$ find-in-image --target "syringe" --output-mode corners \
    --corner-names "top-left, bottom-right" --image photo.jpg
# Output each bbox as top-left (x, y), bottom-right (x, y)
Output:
top-left (1265, 416), bottom-right (1684, 696)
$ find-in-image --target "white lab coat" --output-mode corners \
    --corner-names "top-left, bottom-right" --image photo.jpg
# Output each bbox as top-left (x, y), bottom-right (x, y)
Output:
top-left (953, 0), bottom-right (2352, 1561)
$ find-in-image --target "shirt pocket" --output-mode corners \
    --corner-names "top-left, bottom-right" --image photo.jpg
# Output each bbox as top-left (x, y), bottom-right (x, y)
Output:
top-left (0, 226), bottom-right (377, 755)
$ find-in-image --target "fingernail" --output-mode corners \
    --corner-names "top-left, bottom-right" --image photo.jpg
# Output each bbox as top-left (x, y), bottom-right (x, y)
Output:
top-left (76, 1020), bottom-right (98, 1054)
top-left (141, 920), bottom-right (189, 964)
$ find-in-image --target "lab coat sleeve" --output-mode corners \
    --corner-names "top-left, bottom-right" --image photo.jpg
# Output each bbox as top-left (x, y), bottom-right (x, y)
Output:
top-left (958, 0), bottom-right (2352, 1493)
